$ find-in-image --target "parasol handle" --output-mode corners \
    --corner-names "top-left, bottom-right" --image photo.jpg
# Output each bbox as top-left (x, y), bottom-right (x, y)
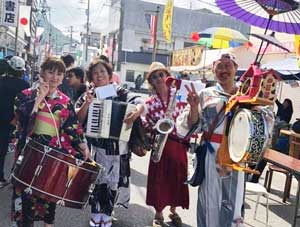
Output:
top-left (254, 15), bottom-right (273, 64)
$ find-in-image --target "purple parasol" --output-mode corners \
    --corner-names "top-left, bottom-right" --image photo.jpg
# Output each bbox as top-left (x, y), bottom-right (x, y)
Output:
top-left (216, 0), bottom-right (300, 34)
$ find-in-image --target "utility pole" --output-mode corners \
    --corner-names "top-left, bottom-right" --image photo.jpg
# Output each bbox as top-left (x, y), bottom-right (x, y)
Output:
top-left (85, 0), bottom-right (90, 63)
top-left (69, 26), bottom-right (73, 53)
top-left (14, 25), bottom-right (19, 55)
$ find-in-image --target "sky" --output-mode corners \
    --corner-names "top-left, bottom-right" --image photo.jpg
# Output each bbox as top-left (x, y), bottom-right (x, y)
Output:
top-left (46, 0), bottom-right (219, 41)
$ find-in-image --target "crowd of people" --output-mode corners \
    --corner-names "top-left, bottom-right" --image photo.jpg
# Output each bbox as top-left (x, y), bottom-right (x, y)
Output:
top-left (0, 51), bottom-right (294, 227)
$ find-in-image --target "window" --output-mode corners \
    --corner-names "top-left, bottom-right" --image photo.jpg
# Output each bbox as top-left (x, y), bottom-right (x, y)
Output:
top-left (184, 42), bottom-right (197, 48)
top-left (126, 70), bottom-right (135, 82)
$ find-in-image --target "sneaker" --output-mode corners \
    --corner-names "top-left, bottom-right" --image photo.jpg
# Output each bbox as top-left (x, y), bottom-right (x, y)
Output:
top-left (0, 179), bottom-right (9, 188)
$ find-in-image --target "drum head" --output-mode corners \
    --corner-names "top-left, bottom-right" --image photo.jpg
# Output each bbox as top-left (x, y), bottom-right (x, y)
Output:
top-left (228, 110), bottom-right (251, 162)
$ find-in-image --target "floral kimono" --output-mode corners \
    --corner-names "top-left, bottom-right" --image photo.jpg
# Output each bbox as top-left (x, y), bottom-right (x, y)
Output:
top-left (177, 84), bottom-right (245, 227)
top-left (12, 88), bottom-right (85, 226)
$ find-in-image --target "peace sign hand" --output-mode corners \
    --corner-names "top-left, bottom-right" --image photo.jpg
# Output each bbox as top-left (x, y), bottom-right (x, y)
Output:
top-left (185, 83), bottom-right (200, 110)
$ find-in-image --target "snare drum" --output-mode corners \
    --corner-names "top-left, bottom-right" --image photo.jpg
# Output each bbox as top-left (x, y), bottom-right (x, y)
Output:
top-left (228, 108), bottom-right (268, 163)
top-left (11, 138), bottom-right (102, 209)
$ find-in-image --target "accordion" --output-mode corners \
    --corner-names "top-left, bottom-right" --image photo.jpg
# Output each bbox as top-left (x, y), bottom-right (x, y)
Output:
top-left (86, 99), bottom-right (136, 142)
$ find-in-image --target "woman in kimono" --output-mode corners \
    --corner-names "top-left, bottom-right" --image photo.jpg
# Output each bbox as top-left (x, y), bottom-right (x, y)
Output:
top-left (12, 57), bottom-right (90, 227)
top-left (75, 59), bottom-right (146, 227)
top-left (176, 53), bottom-right (245, 227)
top-left (143, 62), bottom-right (189, 227)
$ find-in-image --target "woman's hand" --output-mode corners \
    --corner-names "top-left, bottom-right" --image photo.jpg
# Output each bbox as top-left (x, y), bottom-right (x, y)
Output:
top-left (78, 143), bottom-right (91, 161)
top-left (84, 91), bottom-right (94, 106)
top-left (37, 78), bottom-right (49, 100)
top-left (124, 110), bottom-right (140, 125)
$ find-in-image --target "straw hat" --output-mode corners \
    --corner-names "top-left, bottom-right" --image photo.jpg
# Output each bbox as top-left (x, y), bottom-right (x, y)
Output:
top-left (146, 61), bottom-right (170, 80)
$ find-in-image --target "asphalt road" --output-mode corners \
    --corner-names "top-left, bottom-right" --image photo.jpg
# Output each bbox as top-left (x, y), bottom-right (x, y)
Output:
top-left (0, 151), bottom-right (197, 227)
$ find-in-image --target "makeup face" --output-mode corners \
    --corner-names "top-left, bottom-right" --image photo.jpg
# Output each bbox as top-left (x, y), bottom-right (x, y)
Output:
top-left (150, 70), bottom-right (168, 89)
top-left (91, 63), bottom-right (110, 87)
top-left (41, 68), bottom-right (64, 90)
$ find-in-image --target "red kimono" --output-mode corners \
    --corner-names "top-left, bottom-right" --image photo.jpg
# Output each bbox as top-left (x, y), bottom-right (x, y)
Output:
top-left (143, 88), bottom-right (189, 211)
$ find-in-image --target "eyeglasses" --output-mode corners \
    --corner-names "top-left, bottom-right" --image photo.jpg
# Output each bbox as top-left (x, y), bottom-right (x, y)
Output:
top-left (151, 72), bottom-right (166, 81)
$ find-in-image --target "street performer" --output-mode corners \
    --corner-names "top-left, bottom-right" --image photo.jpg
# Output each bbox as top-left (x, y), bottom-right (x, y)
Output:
top-left (75, 59), bottom-right (146, 227)
top-left (11, 57), bottom-right (90, 227)
top-left (176, 53), bottom-right (244, 227)
top-left (143, 62), bottom-right (189, 227)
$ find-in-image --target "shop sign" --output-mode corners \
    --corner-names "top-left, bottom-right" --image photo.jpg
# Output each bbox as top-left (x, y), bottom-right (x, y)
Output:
top-left (172, 46), bottom-right (203, 67)
top-left (1, 0), bottom-right (19, 28)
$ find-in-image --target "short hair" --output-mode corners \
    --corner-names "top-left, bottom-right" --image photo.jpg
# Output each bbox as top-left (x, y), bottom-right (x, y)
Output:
top-left (40, 57), bottom-right (66, 74)
top-left (67, 67), bottom-right (85, 83)
top-left (60, 54), bottom-right (75, 68)
top-left (86, 59), bottom-right (112, 82)
top-left (99, 55), bottom-right (109, 63)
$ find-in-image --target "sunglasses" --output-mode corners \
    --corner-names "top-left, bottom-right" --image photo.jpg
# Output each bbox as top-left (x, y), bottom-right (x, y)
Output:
top-left (151, 72), bottom-right (166, 81)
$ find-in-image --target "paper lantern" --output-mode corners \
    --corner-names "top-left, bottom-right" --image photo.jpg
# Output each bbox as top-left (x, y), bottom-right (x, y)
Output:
top-left (191, 32), bottom-right (200, 42)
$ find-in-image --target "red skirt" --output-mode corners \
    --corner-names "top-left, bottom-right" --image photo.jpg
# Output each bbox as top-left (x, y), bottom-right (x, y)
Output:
top-left (146, 138), bottom-right (189, 211)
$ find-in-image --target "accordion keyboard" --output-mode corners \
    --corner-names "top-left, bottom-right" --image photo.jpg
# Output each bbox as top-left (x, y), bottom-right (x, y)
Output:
top-left (86, 99), bottom-right (136, 142)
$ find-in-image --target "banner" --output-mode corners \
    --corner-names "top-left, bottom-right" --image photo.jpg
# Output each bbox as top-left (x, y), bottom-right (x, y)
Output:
top-left (19, 5), bottom-right (31, 37)
top-left (145, 14), bottom-right (158, 44)
top-left (1, 0), bottom-right (19, 27)
top-left (162, 0), bottom-right (173, 43)
top-left (295, 35), bottom-right (300, 68)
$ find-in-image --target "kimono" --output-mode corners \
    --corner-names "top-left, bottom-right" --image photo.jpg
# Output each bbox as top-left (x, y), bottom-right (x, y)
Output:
top-left (75, 85), bottom-right (146, 224)
top-left (176, 84), bottom-right (245, 227)
top-left (143, 88), bottom-right (189, 212)
top-left (12, 88), bottom-right (85, 226)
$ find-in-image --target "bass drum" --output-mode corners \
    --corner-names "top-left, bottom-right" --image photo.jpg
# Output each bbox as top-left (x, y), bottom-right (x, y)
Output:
top-left (228, 108), bottom-right (269, 163)
top-left (11, 138), bottom-right (102, 209)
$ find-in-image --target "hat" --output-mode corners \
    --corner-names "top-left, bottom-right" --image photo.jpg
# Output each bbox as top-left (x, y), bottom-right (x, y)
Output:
top-left (213, 53), bottom-right (238, 66)
top-left (8, 56), bottom-right (26, 71)
top-left (146, 62), bottom-right (170, 80)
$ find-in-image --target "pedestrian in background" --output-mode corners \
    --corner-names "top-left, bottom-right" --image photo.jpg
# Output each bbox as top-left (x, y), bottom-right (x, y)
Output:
top-left (66, 67), bottom-right (86, 103)
top-left (135, 74), bottom-right (144, 90)
top-left (59, 54), bottom-right (75, 99)
top-left (99, 55), bottom-right (121, 85)
top-left (0, 56), bottom-right (29, 188)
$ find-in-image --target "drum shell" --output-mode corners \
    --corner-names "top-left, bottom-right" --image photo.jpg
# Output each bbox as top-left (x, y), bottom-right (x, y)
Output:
top-left (11, 139), bottom-right (100, 209)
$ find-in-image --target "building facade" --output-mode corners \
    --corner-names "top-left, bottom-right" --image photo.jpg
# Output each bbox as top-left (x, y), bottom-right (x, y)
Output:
top-left (101, 0), bottom-right (250, 88)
